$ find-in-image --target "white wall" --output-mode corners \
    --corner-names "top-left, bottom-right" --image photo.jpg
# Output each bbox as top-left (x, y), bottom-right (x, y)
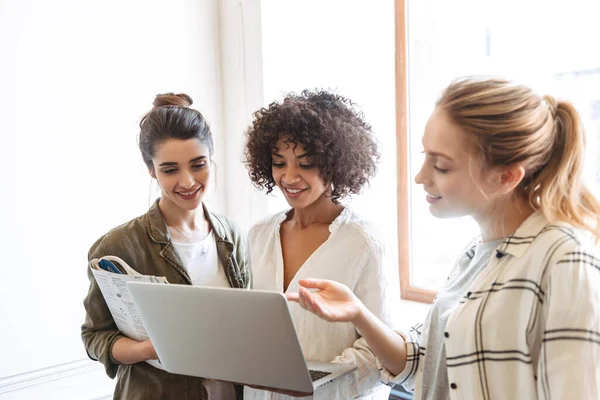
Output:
top-left (0, 0), bottom-right (224, 380)
top-left (218, 0), bottom-right (269, 230)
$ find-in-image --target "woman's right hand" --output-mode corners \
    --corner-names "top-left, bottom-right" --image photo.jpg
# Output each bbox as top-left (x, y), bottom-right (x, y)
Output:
top-left (111, 338), bottom-right (158, 364)
top-left (285, 279), bottom-right (365, 323)
top-left (139, 339), bottom-right (158, 360)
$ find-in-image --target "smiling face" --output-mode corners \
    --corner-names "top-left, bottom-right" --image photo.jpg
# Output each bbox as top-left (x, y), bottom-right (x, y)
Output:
top-left (271, 137), bottom-right (330, 209)
top-left (414, 108), bottom-right (500, 219)
top-left (150, 138), bottom-right (211, 212)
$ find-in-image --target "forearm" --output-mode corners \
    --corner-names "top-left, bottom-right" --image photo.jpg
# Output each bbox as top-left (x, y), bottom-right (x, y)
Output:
top-left (111, 337), bottom-right (155, 365)
top-left (353, 306), bottom-right (407, 376)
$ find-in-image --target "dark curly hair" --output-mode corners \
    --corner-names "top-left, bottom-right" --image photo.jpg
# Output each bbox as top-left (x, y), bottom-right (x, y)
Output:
top-left (244, 90), bottom-right (380, 203)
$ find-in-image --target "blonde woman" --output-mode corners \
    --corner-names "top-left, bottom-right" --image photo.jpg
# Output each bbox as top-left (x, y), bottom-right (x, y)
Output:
top-left (288, 78), bottom-right (600, 399)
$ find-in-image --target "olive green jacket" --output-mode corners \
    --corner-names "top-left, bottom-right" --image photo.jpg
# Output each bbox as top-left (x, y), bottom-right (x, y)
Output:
top-left (81, 200), bottom-right (251, 400)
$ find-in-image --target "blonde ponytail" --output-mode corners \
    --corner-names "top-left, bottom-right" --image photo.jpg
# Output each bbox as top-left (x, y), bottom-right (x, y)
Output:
top-left (530, 98), bottom-right (600, 241)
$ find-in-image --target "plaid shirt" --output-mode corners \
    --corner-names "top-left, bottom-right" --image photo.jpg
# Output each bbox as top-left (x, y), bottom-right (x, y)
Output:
top-left (380, 211), bottom-right (600, 399)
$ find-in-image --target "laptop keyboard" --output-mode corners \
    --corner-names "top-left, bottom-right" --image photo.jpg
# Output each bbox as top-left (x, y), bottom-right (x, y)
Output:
top-left (309, 369), bottom-right (332, 382)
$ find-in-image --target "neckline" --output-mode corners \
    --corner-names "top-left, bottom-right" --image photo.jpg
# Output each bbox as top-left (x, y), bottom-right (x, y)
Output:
top-left (275, 207), bottom-right (350, 292)
top-left (275, 206), bottom-right (350, 233)
top-left (171, 229), bottom-right (213, 246)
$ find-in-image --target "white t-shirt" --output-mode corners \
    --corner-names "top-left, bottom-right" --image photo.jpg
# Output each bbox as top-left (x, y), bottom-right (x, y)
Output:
top-left (172, 230), bottom-right (230, 288)
top-left (244, 207), bottom-right (399, 400)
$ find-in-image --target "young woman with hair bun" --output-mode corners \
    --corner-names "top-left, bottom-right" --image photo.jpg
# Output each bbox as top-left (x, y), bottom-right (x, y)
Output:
top-left (82, 93), bottom-right (250, 400)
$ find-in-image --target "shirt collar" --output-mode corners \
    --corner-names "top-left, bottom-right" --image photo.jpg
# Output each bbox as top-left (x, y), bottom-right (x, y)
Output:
top-left (495, 211), bottom-right (548, 258)
top-left (462, 211), bottom-right (549, 260)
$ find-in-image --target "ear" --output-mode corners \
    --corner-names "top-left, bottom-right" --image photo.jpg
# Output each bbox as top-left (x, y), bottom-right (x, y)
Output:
top-left (497, 165), bottom-right (525, 194)
top-left (148, 166), bottom-right (157, 179)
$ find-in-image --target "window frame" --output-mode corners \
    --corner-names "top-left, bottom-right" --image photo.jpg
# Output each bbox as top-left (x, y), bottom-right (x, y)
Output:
top-left (395, 0), bottom-right (437, 304)
top-left (395, 0), bottom-right (600, 303)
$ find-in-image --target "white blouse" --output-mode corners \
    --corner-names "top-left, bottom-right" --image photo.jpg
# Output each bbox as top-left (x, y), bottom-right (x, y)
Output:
top-left (244, 207), bottom-right (399, 400)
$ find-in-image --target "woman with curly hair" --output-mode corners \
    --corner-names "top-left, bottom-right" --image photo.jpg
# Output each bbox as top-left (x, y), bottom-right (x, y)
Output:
top-left (243, 90), bottom-right (397, 400)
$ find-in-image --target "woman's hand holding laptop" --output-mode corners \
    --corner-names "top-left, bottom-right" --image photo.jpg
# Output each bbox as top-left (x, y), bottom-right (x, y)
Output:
top-left (140, 339), bottom-right (158, 361)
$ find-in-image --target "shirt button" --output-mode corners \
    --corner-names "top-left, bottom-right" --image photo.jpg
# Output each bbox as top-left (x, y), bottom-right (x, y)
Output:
top-left (444, 332), bottom-right (449, 338)
top-left (451, 383), bottom-right (457, 389)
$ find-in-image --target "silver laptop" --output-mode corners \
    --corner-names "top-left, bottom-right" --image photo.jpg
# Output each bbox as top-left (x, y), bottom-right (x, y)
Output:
top-left (127, 282), bottom-right (357, 395)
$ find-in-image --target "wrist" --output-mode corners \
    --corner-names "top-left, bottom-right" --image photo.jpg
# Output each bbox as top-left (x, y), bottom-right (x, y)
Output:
top-left (352, 303), bottom-right (370, 329)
